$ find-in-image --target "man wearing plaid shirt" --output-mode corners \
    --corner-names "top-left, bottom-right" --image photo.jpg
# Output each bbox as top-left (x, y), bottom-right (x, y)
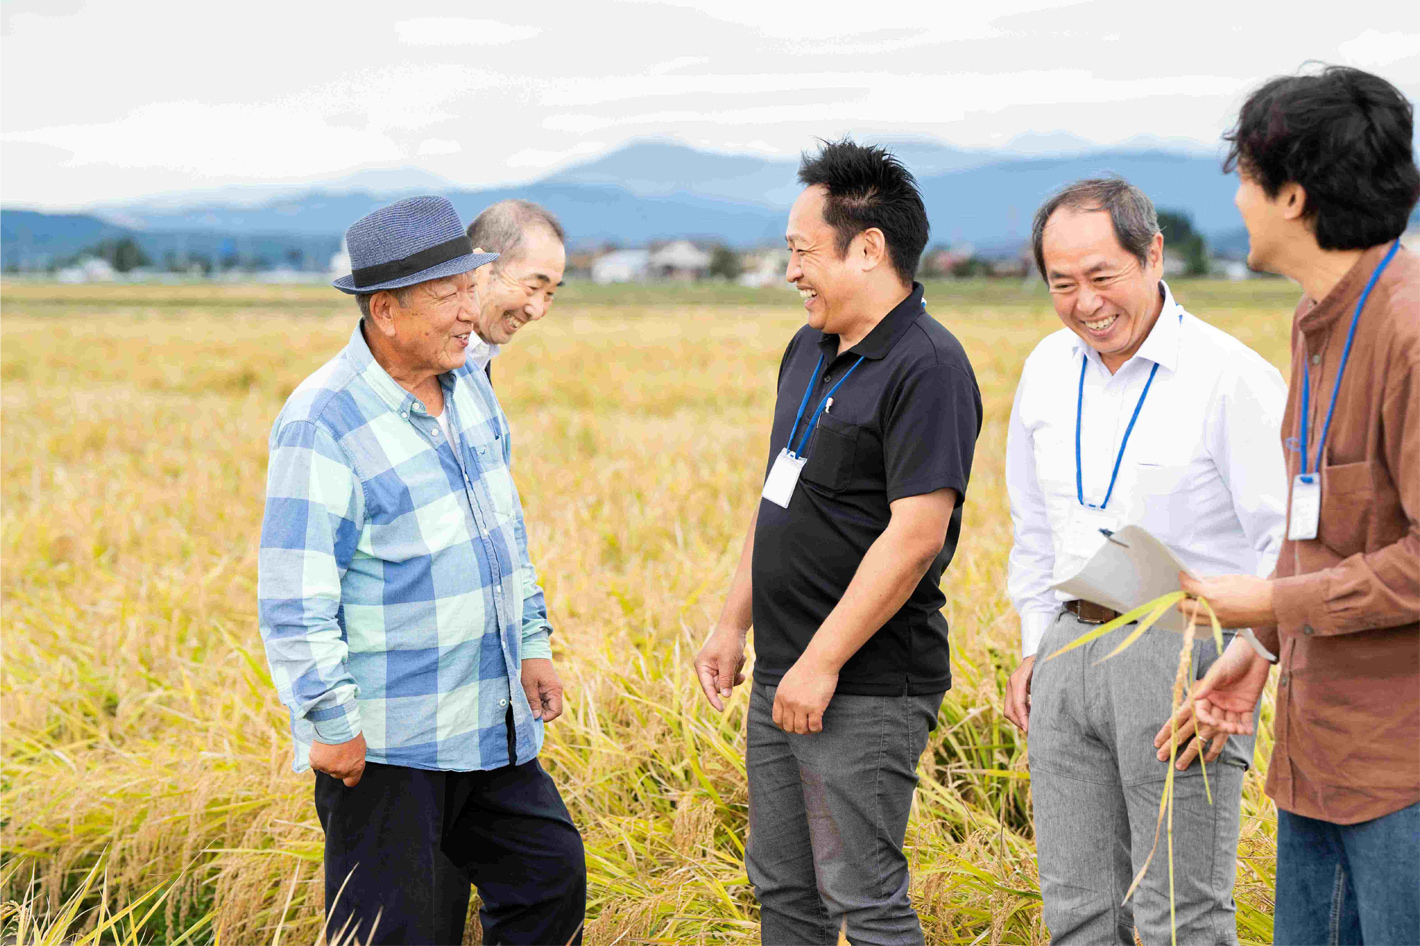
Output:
top-left (258, 196), bottom-right (585, 946)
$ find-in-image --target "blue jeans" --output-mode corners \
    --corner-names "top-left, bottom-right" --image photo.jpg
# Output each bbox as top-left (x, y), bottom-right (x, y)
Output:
top-left (1274, 802), bottom-right (1419, 945)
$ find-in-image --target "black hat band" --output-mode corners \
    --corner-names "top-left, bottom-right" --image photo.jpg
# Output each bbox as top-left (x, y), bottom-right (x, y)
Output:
top-left (351, 235), bottom-right (474, 290)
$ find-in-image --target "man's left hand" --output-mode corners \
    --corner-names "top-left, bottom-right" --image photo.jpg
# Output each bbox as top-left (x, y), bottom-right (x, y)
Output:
top-left (1153, 686), bottom-right (1228, 771)
top-left (521, 657), bottom-right (565, 723)
top-left (772, 657), bottom-right (838, 734)
top-left (1178, 572), bottom-right (1276, 628)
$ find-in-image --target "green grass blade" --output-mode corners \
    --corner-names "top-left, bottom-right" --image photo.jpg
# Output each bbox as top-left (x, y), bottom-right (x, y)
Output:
top-left (1201, 597), bottom-right (1226, 654)
top-left (1096, 592), bottom-right (1187, 663)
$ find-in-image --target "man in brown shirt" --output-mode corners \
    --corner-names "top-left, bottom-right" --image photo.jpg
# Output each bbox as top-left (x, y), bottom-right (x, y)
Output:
top-left (1180, 65), bottom-right (1420, 945)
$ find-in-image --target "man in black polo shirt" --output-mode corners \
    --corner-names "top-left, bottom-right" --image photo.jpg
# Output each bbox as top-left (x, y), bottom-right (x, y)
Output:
top-left (694, 139), bottom-right (981, 946)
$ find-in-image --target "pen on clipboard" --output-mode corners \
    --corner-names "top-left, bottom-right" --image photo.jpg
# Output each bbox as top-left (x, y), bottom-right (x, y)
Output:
top-left (1099, 528), bottom-right (1130, 548)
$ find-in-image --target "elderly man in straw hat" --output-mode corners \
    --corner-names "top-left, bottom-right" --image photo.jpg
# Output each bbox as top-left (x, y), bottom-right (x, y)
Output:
top-left (257, 196), bottom-right (585, 945)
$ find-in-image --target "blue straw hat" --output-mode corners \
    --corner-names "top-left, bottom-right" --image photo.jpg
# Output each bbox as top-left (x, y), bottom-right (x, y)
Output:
top-left (332, 195), bottom-right (498, 295)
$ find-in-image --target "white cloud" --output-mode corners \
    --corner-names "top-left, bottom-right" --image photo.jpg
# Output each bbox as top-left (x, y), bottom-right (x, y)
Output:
top-left (4, 101), bottom-right (406, 178)
top-left (541, 70), bottom-right (1246, 132)
top-left (395, 17), bottom-right (542, 46)
top-left (1338, 30), bottom-right (1420, 68)
top-left (418, 138), bottom-right (463, 156)
top-left (505, 140), bottom-right (609, 169)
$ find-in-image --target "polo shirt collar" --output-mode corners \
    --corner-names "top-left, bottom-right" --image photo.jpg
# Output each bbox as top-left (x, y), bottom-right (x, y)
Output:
top-left (346, 321), bottom-right (431, 417)
top-left (1071, 280), bottom-right (1182, 374)
top-left (817, 282), bottom-right (926, 360)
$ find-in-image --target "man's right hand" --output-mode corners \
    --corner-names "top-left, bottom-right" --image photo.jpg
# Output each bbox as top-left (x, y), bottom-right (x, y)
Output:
top-left (1004, 655), bottom-right (1035, 733)
top-left (694, 626), bottom-right (747, 712)
top-left (310, 732), bottom-right (367, 787)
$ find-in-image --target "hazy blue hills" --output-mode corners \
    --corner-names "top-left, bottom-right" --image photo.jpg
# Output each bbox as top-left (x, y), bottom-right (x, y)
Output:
top-left (4, 138), bottom-right (1255, 268)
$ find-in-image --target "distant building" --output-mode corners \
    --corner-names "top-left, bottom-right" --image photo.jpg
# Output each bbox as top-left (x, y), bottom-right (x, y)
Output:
top-left (328, 245), bottom-right (351, 280)
top-left (738, 248), bottom-right (790, 288)
top-left (56, 257), bottom-right (116, 283)
top-left (1211, 258), bottom-right (1252, 281)
top-left (592, 249), bottom-right (651, 284)
top-left (649, 240), bottom-right (712, 280)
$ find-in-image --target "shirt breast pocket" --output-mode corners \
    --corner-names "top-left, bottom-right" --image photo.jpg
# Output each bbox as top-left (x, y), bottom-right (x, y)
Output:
top-left (1129, 456), bottom-right (1197, 546)
top-left (1318, 459), bottom-right (1375, 555)
top-left (466, 432), bottom-right (517, 523)
top-left (801, 414), bottom-right (859, 493)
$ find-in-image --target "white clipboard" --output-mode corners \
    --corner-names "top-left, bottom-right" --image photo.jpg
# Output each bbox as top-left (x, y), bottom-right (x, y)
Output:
top-left (1050, 523), bottom-right (1277, 660)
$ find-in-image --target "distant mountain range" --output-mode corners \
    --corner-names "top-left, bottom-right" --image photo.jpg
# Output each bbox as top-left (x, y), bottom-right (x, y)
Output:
top-left (4, 137), bottom-right (1259, 270)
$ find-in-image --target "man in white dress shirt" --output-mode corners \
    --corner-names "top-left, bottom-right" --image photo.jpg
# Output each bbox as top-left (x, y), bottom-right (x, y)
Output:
top-left (464, 200), bottom-right (566, 377)
top-left (1001, 179), bottom-right (1287, 944)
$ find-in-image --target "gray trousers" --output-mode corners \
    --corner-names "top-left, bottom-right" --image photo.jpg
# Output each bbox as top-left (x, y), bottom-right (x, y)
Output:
top-left (1028, 611), bottom-right (1253, 946)
top-left (746, 681), bottom-right (945, 946)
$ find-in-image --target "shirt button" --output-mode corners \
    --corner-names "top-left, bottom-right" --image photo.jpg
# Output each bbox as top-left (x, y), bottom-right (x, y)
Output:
top-left (1302, 624), bottom-right (1314, 635)
top-left (1279, 673), bottom-right (1290, 686)
top-left (401, 411), bottom-right (408, 418)
top-left (822, 373), bottom-right (831, 383)
top-left (1310, 354), bottom-right (1320, 365)
top-left (498, 698), bottom-right (508, 707)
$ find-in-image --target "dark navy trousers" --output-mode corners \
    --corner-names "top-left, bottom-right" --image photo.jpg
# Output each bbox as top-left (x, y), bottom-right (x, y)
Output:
top-left (315, 758), bottom-right (585, 945)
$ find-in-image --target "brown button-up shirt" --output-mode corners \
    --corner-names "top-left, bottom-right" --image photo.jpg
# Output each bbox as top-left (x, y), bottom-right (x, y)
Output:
top-left (1255, 241), bottom-right (1420, 825)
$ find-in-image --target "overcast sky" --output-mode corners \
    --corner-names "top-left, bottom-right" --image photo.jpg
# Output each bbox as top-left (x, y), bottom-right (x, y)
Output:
top-left (3, 0), bottom-right (1417, 209)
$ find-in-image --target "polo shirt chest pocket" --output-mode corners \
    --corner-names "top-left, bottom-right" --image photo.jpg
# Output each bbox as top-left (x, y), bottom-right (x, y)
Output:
top-left (801, 414), bottom-right (860, 493)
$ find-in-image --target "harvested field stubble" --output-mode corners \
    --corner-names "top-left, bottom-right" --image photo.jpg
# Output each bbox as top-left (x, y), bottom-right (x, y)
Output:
top-left (1, 281), bottom-right (1289, 944)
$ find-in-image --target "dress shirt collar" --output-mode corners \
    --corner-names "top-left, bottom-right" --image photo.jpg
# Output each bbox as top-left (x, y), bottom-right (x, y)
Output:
top-left (347, 321), bottom-right (442, 417)
top-left (816, 282), bottom-right (925, 361)
top-left (1071, 280), bottom-right (1183, 375)
top-left (1296, 242), bottom-right (1396, 337)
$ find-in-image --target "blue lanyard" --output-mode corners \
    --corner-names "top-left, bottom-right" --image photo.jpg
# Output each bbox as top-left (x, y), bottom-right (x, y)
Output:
top-left (1075, 357), bottom-right (1159, 510)
top-left (785, 353), bottom-right (866, 458)
top-left (1298, 240), bottom-right (1400, 481)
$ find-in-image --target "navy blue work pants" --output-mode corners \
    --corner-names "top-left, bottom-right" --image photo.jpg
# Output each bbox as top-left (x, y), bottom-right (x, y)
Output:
top-left (315, 758), bottom-right (585, 945)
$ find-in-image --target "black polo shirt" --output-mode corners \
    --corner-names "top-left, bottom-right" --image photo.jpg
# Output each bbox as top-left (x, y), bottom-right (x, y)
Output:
top-left (751, 283), bottom-right (981, 696)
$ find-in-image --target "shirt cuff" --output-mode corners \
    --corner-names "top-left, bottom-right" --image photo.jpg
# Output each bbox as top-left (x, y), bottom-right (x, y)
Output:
top-left (1249, 625), bottom-right (1281, 656)
top-left (1272, 572), bottom-right (1332, 638)
top-left (521, 626), bottom-right (553, 661)
top-left (1021, 610), bottom-right (1058, 659)
top-left (309, 699), bottom-right (362, 745)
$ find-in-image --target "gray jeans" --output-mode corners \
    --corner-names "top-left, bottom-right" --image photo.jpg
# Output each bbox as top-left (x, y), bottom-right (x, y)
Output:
top-left (1028, 610), bottom-right (1254, 945)
top-left (746, 681), bottom-right (944, 946)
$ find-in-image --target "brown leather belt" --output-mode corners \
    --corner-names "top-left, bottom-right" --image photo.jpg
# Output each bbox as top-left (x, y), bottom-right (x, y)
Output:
top-left (1064, 599), bottom-right (1120, 624)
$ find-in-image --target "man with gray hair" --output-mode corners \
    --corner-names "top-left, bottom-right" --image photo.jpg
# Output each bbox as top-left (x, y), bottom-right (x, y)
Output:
top-left (1001, 179), bottom-right (1287, 943)
top-left (258, 196), bottom-right (584, 944)
top-left (464, 199), bottom-right (566, 376)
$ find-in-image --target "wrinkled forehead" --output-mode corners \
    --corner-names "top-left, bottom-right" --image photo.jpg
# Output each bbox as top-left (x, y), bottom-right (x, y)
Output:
top-left (1042, 208), bottom-right (1132, 273)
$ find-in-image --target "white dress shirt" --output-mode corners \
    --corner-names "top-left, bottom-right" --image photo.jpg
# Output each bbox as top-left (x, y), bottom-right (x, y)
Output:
top-left (1006, 282), bottom-right (1288, 657)
top-left (467, 336), bottom-right (500, 370)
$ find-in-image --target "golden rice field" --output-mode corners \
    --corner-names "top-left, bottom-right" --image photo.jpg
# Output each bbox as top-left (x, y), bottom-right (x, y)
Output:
top-left (1, 278), bottom-right (1302, 944)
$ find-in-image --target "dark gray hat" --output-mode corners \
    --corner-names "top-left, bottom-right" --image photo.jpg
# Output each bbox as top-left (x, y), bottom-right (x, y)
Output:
top-left (332, 195), bottom-right (498, 295)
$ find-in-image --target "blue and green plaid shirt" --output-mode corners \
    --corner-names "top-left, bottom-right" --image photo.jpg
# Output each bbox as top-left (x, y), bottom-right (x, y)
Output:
top-left (258, 323), bottom-right (552, 773)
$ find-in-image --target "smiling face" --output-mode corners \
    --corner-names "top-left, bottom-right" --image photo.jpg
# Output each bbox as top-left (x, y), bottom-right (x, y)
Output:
top-left (473, 226), bottom-right (566, 345)
top-left (785, 185), bottom-right (866, 335)
top-left (374, 271), bottom-right (480, 376)
top-left (1041, 207), bottom-right (1165, 371)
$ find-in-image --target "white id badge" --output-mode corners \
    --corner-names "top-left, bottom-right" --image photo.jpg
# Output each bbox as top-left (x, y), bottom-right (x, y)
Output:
top-left (762, 448), bottom-right (806, 509)
top-left (1287, 474), bottom-right (1321, 541)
